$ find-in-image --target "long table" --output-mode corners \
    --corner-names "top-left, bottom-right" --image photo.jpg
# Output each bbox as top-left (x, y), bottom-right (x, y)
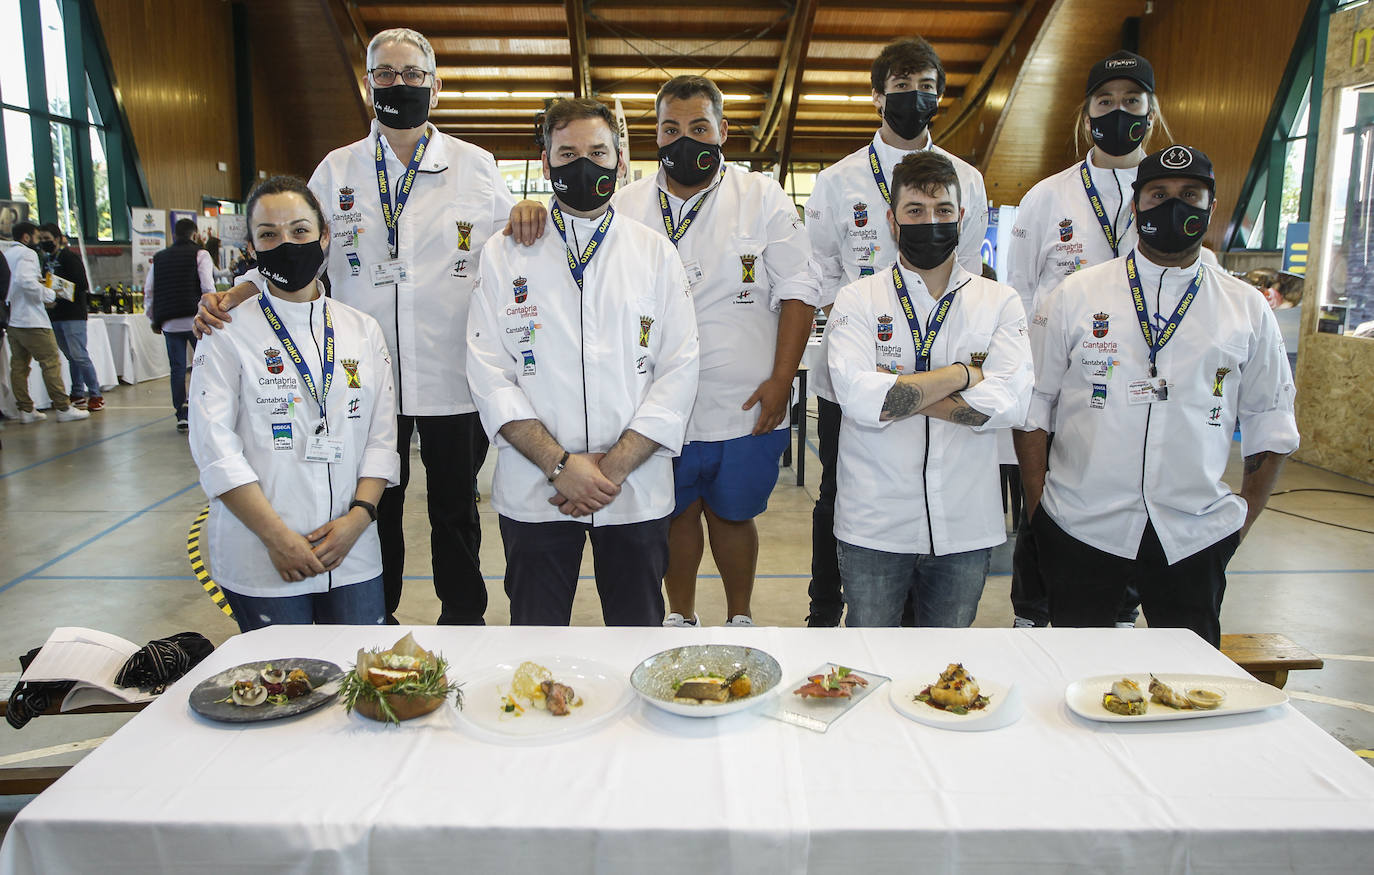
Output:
top-left (94, 313), bottom-right (169, 383)
top-left (0, 320), bottom-right (118, 417)
top-left (2, 626), bottom-right (1371, 874)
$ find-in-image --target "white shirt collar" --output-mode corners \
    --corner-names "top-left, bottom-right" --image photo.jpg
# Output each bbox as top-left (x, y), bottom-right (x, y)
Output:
top-left (1131, 248), bottom-right (1203, 309)
top-left (369, 119), bottom-right (445, 171)
top-left (895, 260), bottom-right (973, 302)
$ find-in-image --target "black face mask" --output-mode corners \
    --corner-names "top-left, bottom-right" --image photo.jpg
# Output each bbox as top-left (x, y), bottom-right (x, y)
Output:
top-left (372, 84), bottom-right (431, 130)
top-left (39, 240), bottom-right (57, 253)
top-left (897, 221), bottom-right (960, 270)
top-left (883, 90), bottom-right (939, 141)
top-left (1136, 197), bottom-right (1211, 255)
top-left (658, 136), bottom-right (721, 187)
top-left (255, 240), bottom-right (326, 292)
top-left (1089, 108), bottom-right (1150, 157)
top-left (550, 156), bottom-right (617, 212)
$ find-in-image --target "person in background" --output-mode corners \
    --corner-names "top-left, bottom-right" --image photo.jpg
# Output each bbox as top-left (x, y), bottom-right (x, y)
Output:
top-left (612, 75), bottom-right (820, 628)
top-left (1007, 50), bottom-right (1174, 630)
top-left (1, 221), bottom-right (89, 424)
top-left (147, 218), bottom-right (214, 432)
top-left (188, 176), bottom-right (399, 630)
top-left (37, 223), bottom-right (102, 412)
top-left (1245, 267), bottom-right (1303, 373)
top-left (804, 36), bottom-right (989, 627)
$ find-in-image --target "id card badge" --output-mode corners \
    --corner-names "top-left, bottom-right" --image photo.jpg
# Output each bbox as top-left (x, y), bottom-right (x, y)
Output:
top-left (1127, 378), bottom-right (1170, 405)
top-left (371, 259), bottom-right (410, 287)
top-left (681, 258), bottom-right (705, 287)
top-left (305, 434), bottom-right (345, 464)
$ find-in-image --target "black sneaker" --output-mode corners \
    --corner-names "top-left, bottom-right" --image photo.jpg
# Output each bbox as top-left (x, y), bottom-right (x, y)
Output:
top-left (177, 419), bottom-right (189, 433)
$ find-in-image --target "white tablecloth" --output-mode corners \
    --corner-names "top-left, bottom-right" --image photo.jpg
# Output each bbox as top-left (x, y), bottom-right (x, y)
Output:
top-left (2, 627), bottom-right (1371, 874)
top-left (0, 320), bottom-right (119, 416)
top-left (95, 313), bottom-right (169, 383)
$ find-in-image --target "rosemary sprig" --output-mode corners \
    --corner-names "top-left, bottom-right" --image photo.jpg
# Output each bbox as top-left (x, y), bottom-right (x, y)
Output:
top-left (338, 653), bottom-right (464, 724)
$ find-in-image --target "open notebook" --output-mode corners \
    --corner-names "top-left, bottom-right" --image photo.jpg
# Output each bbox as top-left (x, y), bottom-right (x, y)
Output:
top-left (19, 627), bottom-right (160, 711)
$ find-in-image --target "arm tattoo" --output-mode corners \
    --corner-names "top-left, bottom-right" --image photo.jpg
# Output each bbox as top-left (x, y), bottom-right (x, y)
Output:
top-left (1243, 452), bottom-right (1271, 474)
top-left (880, 380), bottom-right (924, 421)
top-left (947, 392), bottom-right (991, 427)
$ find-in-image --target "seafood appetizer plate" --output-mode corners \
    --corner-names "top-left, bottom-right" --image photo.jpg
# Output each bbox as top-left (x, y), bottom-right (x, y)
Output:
top-left (631, 644), bottom-right (783, 718)
top-left (889, 676), bottom-right (1022, 731)
top-left (1065, 673), bottom-right (1289, 723)
top-left (763, 664), bottom-right (890, 733)
top-left (456, 655), bottom-right (632, 743)
top-left (188, 658), bottom-right (344, 723)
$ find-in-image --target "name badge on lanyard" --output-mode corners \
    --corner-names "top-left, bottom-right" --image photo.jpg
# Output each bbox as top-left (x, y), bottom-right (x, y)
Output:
top-left (371, 260), bottom-right (409, 287)
top-left (1124, 250), bottom-right (1201, 403)
top-left (258, 294), bottom-right (341, 462)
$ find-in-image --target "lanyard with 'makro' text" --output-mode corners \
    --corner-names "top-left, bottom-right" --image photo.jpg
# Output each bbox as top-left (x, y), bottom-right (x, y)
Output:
top-left (1125, 250), bottom-right (1201, 378)
top-left (867, 144), bottom-right (893, 207)
top-left (892, 265), bottom-right (965, 372)
top-left (1079, 161), bottom-right (1133, 256)
top-left (259, 294), bottom-right (335, 427)
top-left (550, 203), bottom-right (614, 291)
top-left (657, 166), bottom-right (725, 246)
top-left (375, 129), bottom-right (431, 257)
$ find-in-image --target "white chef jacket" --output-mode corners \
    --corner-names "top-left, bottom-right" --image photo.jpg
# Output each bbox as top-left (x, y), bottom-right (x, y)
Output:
top-left (1007, 149), bottom-right (1139, 319)
top-left (613, 164), bottom-right (821, 441)
top-left (1023, 249), bottom-right (1300, 563)
top-left (466, 208), bottom-right (700, 526)
top-left (828, 262), bottom-right (1032, 555)
top-left (806, 130), bottom-right (989, 401)
top-left (189, 276), bottom-right (401, 597)
top-left (307, 120), bottom-right (516, 416)
top-left (2, 241), bottom-right (55, 329)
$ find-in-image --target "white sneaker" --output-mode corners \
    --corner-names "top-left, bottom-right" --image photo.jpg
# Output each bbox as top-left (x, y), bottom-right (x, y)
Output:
top-left (1115, 621), bottom-right (1137, 629)
top-left (1012, 616), bottom-right (1038, 629)
top-left (726, 615), bottom-right (754, 627)
top-left (19, 410), bottom-right (47, 424)
top-left (55, 406), bottom-right (90, 422)
top-left (662, 612), bottom-right (699, 627)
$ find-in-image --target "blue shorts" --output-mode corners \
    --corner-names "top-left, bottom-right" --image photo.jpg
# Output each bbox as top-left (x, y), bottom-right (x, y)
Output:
top-left (672, 429), bottom-right (790, 521)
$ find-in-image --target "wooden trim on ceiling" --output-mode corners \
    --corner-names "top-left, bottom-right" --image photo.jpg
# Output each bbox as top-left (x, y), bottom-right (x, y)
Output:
top-left (564, 0), bottom-right (593, 97)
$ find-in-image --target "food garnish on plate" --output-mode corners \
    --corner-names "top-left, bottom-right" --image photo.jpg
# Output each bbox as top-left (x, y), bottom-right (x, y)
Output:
top-left (673, 668), bottom-right (751, 704)
top-left (1102, 677), bottom-right (1147, 716)
top-left (222, 665), bottom-right (314, 707)
top-left (1148, 674), bottom-right (1196, 710)
top-left (339, 633), bottom-right (462, 724)
top-left (500, 661), bottom-right (582, 717)
top-left (1186, 687), bottom-right (1226, 710)
top-left (913, 663), bottom-right (990, 715)
top-left (794, 665), bottom-right (868, 698)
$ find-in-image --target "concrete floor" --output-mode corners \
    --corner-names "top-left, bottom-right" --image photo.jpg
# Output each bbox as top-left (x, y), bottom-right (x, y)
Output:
top-left (2, 380), bottom-right (1372, 834)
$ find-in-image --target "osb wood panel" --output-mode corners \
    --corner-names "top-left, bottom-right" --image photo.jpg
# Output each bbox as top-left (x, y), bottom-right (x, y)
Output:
top-left (1292, 3), bottom-right (1374, 484)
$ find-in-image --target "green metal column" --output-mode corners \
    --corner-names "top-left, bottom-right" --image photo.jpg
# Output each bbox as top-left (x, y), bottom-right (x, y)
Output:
top-left (63, 0), bottom-right (97, 240)
top-left (1299, 0), bottom-right (1335, 223)
top-left (20, 0), bottom-right (57, 225)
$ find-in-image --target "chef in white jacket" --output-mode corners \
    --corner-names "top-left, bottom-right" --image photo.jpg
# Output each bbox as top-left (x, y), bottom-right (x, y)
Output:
top-left (803, 37), bottom-right (988, 627)
top-left (195, 28), bottom-right (545, 626)
top-left (467, 98), bottom-right (700, 626)
top-left (612, 74), bottom-right (820, 628)
top-left (1017, 146), bottom-right (1298, 647)
top-left (828, 151), bottom-right (1031, 627)
top-left (190, 177), bottom-right (400, 631)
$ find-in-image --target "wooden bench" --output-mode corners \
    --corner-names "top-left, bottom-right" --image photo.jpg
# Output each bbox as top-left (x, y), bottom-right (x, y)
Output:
top-left (0, 697), bottom-right (149, 796)
top-left (1220, 633), bottom-right (1324, 689)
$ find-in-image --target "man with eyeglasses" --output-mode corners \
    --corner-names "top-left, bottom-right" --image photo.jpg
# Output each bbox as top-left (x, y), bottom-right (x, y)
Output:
top-left (197, 27), bottom-right (545, 625)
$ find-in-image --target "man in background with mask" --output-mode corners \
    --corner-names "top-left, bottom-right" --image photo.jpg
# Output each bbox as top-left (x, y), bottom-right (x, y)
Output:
top-left (467, 98), bottom-right (699, 626)
top-left (1017, 146), bottom-right (1298, 647)
top-left (38, 223), bottom-right (102, 412)
top-left (612, 75), bottom-right (819, 628)
top-left (804, 36), bottom-right (990, 627)
top-left (826, 152), bottom-right (1030, 627)
top-left (148, 218), bottom-right (215, 432)
top-left (196, 28), bottom-right (545, 625)
top-left (3, 221), bottom-right (89, 423)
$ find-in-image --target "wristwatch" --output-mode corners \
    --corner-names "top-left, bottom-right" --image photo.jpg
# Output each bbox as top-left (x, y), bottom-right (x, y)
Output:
top-left (548, 451), bottom-right (571, 483)
top-left (348, 499), bottom-right (378, 522)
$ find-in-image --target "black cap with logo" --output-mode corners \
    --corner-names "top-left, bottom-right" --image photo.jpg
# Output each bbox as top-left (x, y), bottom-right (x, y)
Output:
top-left (1133, 145), bottom-right (1216, 194)
top-left (1086, 50), bottom-right (1155, 96)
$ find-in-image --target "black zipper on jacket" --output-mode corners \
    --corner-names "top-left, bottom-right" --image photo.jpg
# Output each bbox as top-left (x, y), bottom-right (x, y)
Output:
top-left (309, 300), bottom-right (335, 591)
top-left (572, 222), bottom-right (593, 524)
top-left (921, 417), bottom-right (935, 554)
top-left (1139, 270), bottom-right (1166, 529)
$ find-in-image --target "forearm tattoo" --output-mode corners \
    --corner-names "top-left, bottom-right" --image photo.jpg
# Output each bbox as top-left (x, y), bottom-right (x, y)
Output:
top-left (947, 392), bottom-right (991, 427)
top-left (1243, 452), bottom-right (1271, 474)
top-left (880, 380), bottom-right (924, 421)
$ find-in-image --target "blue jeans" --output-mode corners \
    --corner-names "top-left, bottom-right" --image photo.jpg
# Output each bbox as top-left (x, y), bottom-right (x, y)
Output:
top-left (164, 331), bottom-right (195, 418)
top-left (221, 574), bottom-right (386, 633)
top-left (838, 541), bottom-right (990, 627)
top-left (51, 320), bottom-right (102, 399)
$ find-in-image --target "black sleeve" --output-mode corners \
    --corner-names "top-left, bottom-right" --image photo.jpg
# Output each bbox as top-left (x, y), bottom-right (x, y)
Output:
top-left (59, 249), bottom-right (89, 295)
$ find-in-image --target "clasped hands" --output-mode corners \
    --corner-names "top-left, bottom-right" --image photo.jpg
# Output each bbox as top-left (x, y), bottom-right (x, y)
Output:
top-left (548, 452), bottom-right (626, 518)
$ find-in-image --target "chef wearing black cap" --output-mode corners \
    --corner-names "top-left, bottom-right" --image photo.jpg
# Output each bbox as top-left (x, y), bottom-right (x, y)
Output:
top-left (1015, 145), bottom-right (1298, 647)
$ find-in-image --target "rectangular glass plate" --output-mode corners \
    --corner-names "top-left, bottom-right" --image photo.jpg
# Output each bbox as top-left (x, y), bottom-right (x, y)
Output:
top-left (763, 664), bottom-right (890, 733)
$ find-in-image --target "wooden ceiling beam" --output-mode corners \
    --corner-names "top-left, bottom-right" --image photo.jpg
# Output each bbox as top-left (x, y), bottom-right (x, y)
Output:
top-left (433, 53), bottom-right (980, 75)
top-left (564, 0), bottom-right (593, 97)
top-left (772, 0), bottom-right (819, 184)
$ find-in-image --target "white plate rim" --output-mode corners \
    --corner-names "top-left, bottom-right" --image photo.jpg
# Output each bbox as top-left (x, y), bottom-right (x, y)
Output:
top-left (1065, 672), bottom-right (1289, 723)
top-left (888, 675), bottom-right (1021, 731)
top-left (453, 655), bottom-right (633, 744)
top-left (629, 645), bottom-right (784, 719)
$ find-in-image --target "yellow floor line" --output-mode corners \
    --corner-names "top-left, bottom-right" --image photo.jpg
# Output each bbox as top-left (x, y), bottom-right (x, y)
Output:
top-left (1287, 690), bottom-right (1374, 715)
top-left (0, 735), bottom-right (110, 767)
top-left (1315, 654), bottom-right (1374, 662)
top-left (1357, 750), bottom-right (1374, 760)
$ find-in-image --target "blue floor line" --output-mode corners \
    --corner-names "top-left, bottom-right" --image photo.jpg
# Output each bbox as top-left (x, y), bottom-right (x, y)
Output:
top-left (0, 415), bottom-right (174, 480)
top-left (0, 482), bottom-right (200, 596)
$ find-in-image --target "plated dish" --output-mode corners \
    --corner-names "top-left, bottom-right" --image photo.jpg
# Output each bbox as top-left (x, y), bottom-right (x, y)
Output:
top-left (456, 655), bottom-right (632, 742)
top-left (630, 644), bottom-right (782, 718)
top-left (1066, 673), bottom-right (1289, 723)
top-left (188, 658), bottom-right (343, 723)
top-left (339, 633), bottom-right (462, 724)
top-left (889, 664), bottom-right (1021, 731)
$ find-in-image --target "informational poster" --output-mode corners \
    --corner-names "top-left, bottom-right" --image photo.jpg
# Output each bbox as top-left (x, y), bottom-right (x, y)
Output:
top-left (981, 204), bottom-right (1017, 282)
top-left (217, 213), bottom-right (247, 272)
top-left (1283, 221), bottom-right (1310, 275)
top-left (169, 209), bottom-right (198, 233)
top-left (0, 199), bottom-right (29, 241)
top-left (130, 207), bottom-right (166, 285)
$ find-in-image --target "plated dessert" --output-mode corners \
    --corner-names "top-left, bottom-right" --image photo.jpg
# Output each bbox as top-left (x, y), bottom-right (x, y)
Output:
top-left (339, 633), bottom-right (462, 724)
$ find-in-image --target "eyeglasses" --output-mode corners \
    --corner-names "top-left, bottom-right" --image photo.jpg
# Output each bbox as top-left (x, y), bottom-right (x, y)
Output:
top-left (369, 66), bottom-right (433, 87)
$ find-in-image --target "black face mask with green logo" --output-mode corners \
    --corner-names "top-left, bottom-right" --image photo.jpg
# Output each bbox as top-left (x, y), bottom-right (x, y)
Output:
top-left (1089, 108), bottom-right (1150, 157)
top-left (658, 136), bottom-right (721, 187)
top-left (550, 157), bottom-right (617, 212)
top-left (1136, 198), bottom-right (1210, 254)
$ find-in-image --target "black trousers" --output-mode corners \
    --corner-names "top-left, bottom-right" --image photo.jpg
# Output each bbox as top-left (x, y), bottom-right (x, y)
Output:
top-left (378, 412), bottom-right (489, 625)
top-left (499, 515), bottom-right (669, 626)
top-left (806, 397), bottom-right (843, 626)
top-left (1034, 510), bottom-right (1238, 648)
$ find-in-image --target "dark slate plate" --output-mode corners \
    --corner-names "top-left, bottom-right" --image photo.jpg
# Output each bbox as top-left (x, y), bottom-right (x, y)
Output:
top-left (188, 658), bottom-right (344, 723)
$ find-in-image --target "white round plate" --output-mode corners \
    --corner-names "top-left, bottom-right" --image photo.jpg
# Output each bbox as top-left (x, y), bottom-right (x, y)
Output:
top-left (630, 644), bottom-right (783, 718)
top-left (1065, 673), bottom-right (1289, 723)
top-left (454, 655), bottom-right (632, 743)
top-left (889, 676), bottom-right (1022, 731)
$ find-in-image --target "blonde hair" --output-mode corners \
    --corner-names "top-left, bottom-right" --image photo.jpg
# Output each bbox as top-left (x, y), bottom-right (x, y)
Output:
top-left (1073, 92), bottom-right (1174, 158)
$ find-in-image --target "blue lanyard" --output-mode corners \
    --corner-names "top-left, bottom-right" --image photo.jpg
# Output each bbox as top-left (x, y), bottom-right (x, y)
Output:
top-left (1078, 161), bottom-right (1133, 257)
top-left (891, 265), bottom-right (963, 373)
top-left (259, 294), bottom-right (334, 424)
top-left (550, 204), bottom-right (614, 291)
top-left (375, 129), bottom-right (431, 256)
top-left (657, 166), bottom-right (725, 245)
top-left (867, 144), bottom-right (892, 207)
top-left (1125, 250), bottom-right (1201, 378)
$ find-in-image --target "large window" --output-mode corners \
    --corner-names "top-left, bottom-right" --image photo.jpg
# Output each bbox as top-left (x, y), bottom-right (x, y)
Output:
top-left (0, 0), bottom-right (136, 241)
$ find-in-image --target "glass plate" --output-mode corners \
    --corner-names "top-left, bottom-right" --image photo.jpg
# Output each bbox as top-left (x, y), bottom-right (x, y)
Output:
top-left (763, 663), bottom-right (889, 733)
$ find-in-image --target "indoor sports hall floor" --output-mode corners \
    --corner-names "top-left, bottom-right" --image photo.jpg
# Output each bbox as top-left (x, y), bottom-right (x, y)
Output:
top-left (2, 380), bottom-right (1372, 834)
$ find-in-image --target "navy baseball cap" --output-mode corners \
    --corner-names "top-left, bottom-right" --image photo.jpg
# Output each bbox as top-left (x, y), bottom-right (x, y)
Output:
top-left (1086, 50), bottom-right (1155, 96)
top-left (1133, 145), bottom-right (1216, 194)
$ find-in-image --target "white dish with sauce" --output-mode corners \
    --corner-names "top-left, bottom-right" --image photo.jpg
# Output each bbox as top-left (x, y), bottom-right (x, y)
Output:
top-left (455, 655), bottom-right (632, 744)
top-left (1065, 673), bottom-right (1288, 723)
top-left (888, 676), bottom-right (1022, 731)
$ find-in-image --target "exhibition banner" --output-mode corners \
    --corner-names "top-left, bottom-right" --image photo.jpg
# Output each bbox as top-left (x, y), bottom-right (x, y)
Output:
top-left (130, 207), bottom-right (166, 285)
top-left (217, 213), bottom-right (248, 272)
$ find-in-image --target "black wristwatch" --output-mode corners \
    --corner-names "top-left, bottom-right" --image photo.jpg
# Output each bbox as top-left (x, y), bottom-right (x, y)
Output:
top-left (349, 499), bottom-right (378, 522)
